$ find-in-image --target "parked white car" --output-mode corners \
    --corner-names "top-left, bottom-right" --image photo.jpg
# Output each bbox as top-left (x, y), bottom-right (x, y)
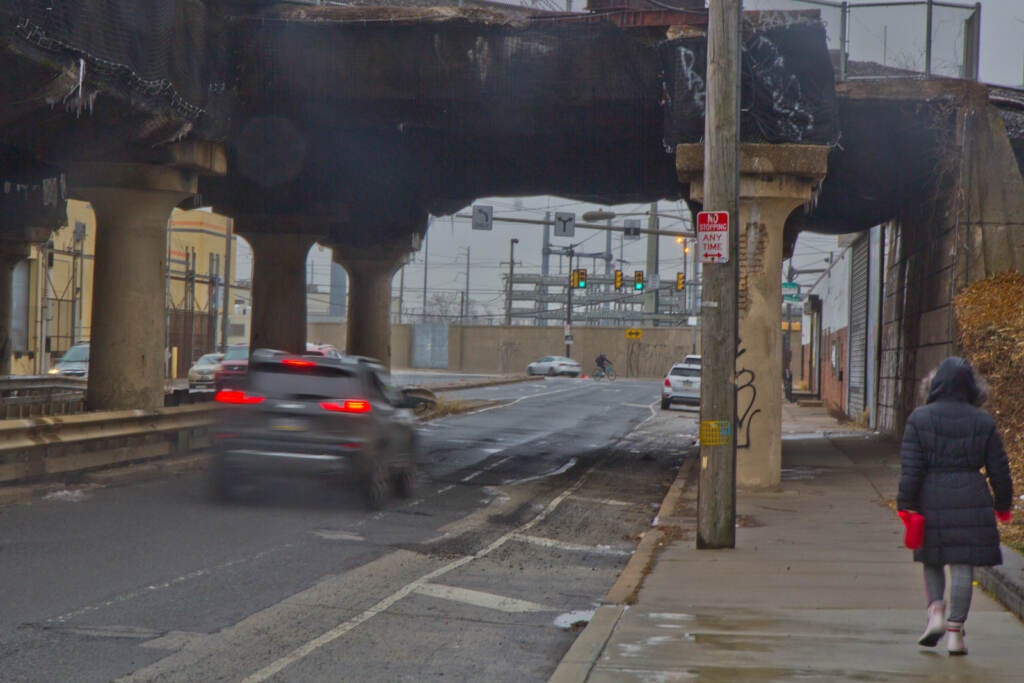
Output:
top-left (526, 356), bottom-right (581, 377)
top-left (662, 356), bottom-right (701, 409)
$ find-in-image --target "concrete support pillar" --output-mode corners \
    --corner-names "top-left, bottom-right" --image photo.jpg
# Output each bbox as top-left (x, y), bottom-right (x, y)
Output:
top-left (0, 243), bottom-right (29, 376)
top-left (678, 143), bottom-right (829, 488)
top-left (333, 250), bottom-right (405, 367)
top-left (245, 232), bottom-right (315, 354)
top-left (69, 149), bottom-right (225, 411)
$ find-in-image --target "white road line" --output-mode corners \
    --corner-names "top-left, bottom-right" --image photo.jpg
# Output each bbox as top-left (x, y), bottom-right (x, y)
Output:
top-left (460, 454), bottom-right (513, 483)
top-left (242, 465), bottom-right (594, 683)
top-left (49, 545), bottom-right (294, 625)
top-left (464, 384), bottom-right (594, 415)
top-left (572, 496), bottom-right (633, 507)
top-left (413, 583), bottom-right (552, 613)
top-left (511, 534), bottom-right (632, 557)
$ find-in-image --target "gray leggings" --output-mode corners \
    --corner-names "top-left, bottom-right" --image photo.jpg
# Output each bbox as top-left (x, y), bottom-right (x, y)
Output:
top-left (923, 564), bottom-right (974, 623)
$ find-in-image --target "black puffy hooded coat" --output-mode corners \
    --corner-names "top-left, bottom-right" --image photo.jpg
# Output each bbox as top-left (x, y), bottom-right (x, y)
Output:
top-left (898, 357), bottom-right (1013, 566)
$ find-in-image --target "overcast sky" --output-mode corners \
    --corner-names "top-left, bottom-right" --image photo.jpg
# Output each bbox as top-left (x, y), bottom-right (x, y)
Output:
top-left (243, 0), bottom-right (1019, 320)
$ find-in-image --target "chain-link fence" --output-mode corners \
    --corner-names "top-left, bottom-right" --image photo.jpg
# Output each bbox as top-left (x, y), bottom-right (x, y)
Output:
top-left (745, 0), bottom-right (981, 81)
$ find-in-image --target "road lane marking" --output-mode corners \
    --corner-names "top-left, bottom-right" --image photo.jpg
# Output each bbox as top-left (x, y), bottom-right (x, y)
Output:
top-left (242, 463), bottom-right (595, 683)
top-left (572, 496), bottom-right (633, 507)
top-left (511, 534), bottom-right (632, 557)
top-left (48, 545), bottom-right (295, 625)
top-left (413, 583), bottom-right (552, 613)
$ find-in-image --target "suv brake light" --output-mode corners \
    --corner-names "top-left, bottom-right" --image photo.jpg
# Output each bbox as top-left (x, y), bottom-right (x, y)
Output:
top-left (320, 399), bottom-right (372, 414)
top-left (215, 390), bottom-right (265, 405)
top-left (282, 358), bottom-right (316, 368)
top-left (664, 378), bottom-right (671, 387)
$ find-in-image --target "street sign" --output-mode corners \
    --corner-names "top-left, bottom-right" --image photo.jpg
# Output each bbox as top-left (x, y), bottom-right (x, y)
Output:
top-left (625, 328), bottom-right (643, 340)
top-left (623, 219), bottom-right (642, 240)
top-left (554, 212), bottom-right (575, 237)
top-left (782, 281), bottom-right (800, 303)
top-left (472, 205), bottom-right (493, 230)
top-left (696, 211), bottom-right (729, 263)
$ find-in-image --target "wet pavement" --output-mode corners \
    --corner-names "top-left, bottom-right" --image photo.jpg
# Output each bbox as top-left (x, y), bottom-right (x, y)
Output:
top-left (551, 402), bottom-right (1024, 682)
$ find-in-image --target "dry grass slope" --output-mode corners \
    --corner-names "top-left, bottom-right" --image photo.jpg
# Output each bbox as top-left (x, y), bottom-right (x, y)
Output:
top-left (954, 272), bottom-right (1024, 549)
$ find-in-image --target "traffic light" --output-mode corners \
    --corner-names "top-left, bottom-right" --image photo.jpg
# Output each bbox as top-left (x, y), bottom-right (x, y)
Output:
top-left (634, 270), bottom-right (644, 291)
top-left (570, 270), bottom-right (579, 288)
top-left (676, 272), bottom-right (685, 291)
top-left (614, 269), bottom-right (623, 290)
top-left (576, 268), bottom-right (587, 289)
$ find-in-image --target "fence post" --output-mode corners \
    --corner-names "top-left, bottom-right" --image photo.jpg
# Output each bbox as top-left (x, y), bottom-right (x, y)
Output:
top-left (839, 2), bottom-right (848, 81)
top-left (924, 0), bottom-right (933, 77)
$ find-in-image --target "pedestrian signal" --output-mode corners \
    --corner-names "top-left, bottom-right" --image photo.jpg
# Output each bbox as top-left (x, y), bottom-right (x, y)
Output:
top-left (614, 270), bottom-right (623, 290)
top-left (676, 272), bottom-right (685, 291)
top-left (634, 270), bottom-right (644, 291)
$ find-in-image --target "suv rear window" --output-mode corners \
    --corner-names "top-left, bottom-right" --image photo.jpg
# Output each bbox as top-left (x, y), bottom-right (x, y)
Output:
top-left (670, 366), bottom-right (700, 378)
top-left (249, 365), bottom-right (363, 399)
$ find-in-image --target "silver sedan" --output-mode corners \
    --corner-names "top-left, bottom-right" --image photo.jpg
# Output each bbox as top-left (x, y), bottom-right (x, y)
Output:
top-left (526, 356), bottom-right (581, 377)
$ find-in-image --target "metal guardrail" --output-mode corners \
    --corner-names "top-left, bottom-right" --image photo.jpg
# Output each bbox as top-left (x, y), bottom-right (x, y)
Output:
top-left (0, 375), bottom-right (87, 419)
top-left (0, 404), bottom-right (219, 485)
top-left (0, 376), bottom-right (217, 419)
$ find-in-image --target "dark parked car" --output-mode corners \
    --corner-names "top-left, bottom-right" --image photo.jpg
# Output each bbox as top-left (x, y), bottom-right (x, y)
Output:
top-left (210, 349), bottom-right (418, 508)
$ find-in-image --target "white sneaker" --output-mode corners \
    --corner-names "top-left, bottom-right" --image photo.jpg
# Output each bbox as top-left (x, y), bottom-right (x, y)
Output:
top-left (917, 601), bottom-right (946, 647)
top-left (946, 621), bottom-right (967, 656)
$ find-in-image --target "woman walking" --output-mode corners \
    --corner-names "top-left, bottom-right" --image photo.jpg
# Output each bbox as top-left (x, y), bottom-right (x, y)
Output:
top-left (898, 356), bottom-right (1013, 655)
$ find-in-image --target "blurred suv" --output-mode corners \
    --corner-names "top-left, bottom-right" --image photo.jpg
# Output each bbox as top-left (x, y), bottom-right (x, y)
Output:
top-left (210, 349), bottom-right (418, 508)
top-left (214, 344), bottom-right (250, 390)
top-left (48, 341), bottom-right (90, 377)
top-left (662, 356), bottom-right (701, 409)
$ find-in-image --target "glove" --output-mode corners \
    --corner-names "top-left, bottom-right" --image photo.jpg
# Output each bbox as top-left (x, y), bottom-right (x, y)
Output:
top-left (995, 509), bottom-right (1012, 523)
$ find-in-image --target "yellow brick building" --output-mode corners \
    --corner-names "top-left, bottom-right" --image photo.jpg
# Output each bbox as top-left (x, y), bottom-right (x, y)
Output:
top-left (13, 201), bottom-right (242, 377)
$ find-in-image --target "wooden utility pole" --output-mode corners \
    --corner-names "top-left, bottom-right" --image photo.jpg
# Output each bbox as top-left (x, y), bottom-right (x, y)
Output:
top-left (698, 0), bottom-right (741, 549)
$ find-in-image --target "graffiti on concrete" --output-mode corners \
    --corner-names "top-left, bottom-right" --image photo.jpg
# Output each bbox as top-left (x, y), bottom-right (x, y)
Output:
top-left (736, 343), bottom-right (761, 449)
top-left (498, 340), bottom-right (520, 374)
top-left (626, 341), bottom-right (692, 378)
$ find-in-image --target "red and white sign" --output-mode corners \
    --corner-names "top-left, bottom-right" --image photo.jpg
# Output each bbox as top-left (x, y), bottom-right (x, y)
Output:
top-left (696, 211), bottom-right (729, 264)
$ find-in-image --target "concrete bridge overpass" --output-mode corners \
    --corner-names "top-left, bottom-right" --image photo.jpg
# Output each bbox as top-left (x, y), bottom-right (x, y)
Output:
top-left (3, 0), bottom-right (1024, 489)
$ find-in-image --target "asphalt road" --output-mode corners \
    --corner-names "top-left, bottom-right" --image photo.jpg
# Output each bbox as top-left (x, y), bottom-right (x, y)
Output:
top-left (0, 378), bottom-right (697, 682)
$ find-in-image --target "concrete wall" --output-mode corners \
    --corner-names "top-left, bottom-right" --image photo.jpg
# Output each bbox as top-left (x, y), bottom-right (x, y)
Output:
top-left (877, 105), bottom-right (1024, 435)
top-left (450, 325), bottom-right (700, 378)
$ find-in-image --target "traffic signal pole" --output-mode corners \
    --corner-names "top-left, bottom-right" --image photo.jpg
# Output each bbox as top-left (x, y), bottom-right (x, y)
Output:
top-left (697, 0), bottom-right (741, 549)
top-left (565, 246), bottom-right (574, 357)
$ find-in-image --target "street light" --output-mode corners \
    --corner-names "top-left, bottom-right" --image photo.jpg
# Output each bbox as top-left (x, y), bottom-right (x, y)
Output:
top-left (505, 238), bottom-right (519, 326)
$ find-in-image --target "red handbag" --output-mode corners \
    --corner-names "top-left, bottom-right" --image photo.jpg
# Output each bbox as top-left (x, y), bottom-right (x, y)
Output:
top-left (898, 510), bottom-right (925, 550)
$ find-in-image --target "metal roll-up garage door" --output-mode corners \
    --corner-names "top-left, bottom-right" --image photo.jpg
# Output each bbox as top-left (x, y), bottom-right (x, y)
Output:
top-left (847, 237), bottom-right (869, 417)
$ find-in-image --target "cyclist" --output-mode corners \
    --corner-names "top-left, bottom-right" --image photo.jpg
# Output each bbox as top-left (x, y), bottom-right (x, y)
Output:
top-left (595, 353), bottom-right (612, 373)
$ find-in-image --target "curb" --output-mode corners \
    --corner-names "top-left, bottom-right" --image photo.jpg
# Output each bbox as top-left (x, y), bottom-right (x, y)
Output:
top-left (978, 544), bottom-right (1024, 622)
top-left (548, 451), bottom-right (697, 683)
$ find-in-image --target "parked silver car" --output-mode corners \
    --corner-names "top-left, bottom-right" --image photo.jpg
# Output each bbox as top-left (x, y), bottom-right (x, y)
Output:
top-left (188, 352), bottom-right (224, 390)
top-left (662, 357), bottom-right (701, 409)
top-left (526, 355), bottom-right (581, 377)
top-left (48, 341), bottom-right (90, 378)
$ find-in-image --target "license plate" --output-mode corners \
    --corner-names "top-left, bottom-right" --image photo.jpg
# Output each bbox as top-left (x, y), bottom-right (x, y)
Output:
top-left (268, 417), bottom-right (308, 432)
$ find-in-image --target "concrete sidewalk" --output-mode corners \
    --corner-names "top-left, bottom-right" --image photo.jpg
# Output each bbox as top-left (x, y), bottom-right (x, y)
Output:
top-left (551, 403), bottom-right (1024, 682)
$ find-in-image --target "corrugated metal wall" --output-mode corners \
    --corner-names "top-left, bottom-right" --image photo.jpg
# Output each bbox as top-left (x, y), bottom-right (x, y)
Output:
top-left (847, 236), bottom-right (869, 418)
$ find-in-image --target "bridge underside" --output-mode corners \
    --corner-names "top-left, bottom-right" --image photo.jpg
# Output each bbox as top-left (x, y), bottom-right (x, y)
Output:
top-left (2, 1), bottom-right (1024, 459)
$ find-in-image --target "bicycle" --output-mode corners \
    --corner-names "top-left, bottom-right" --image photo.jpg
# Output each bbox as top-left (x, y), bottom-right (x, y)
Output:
top-left (591, 365), bottom-right (616, 381)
